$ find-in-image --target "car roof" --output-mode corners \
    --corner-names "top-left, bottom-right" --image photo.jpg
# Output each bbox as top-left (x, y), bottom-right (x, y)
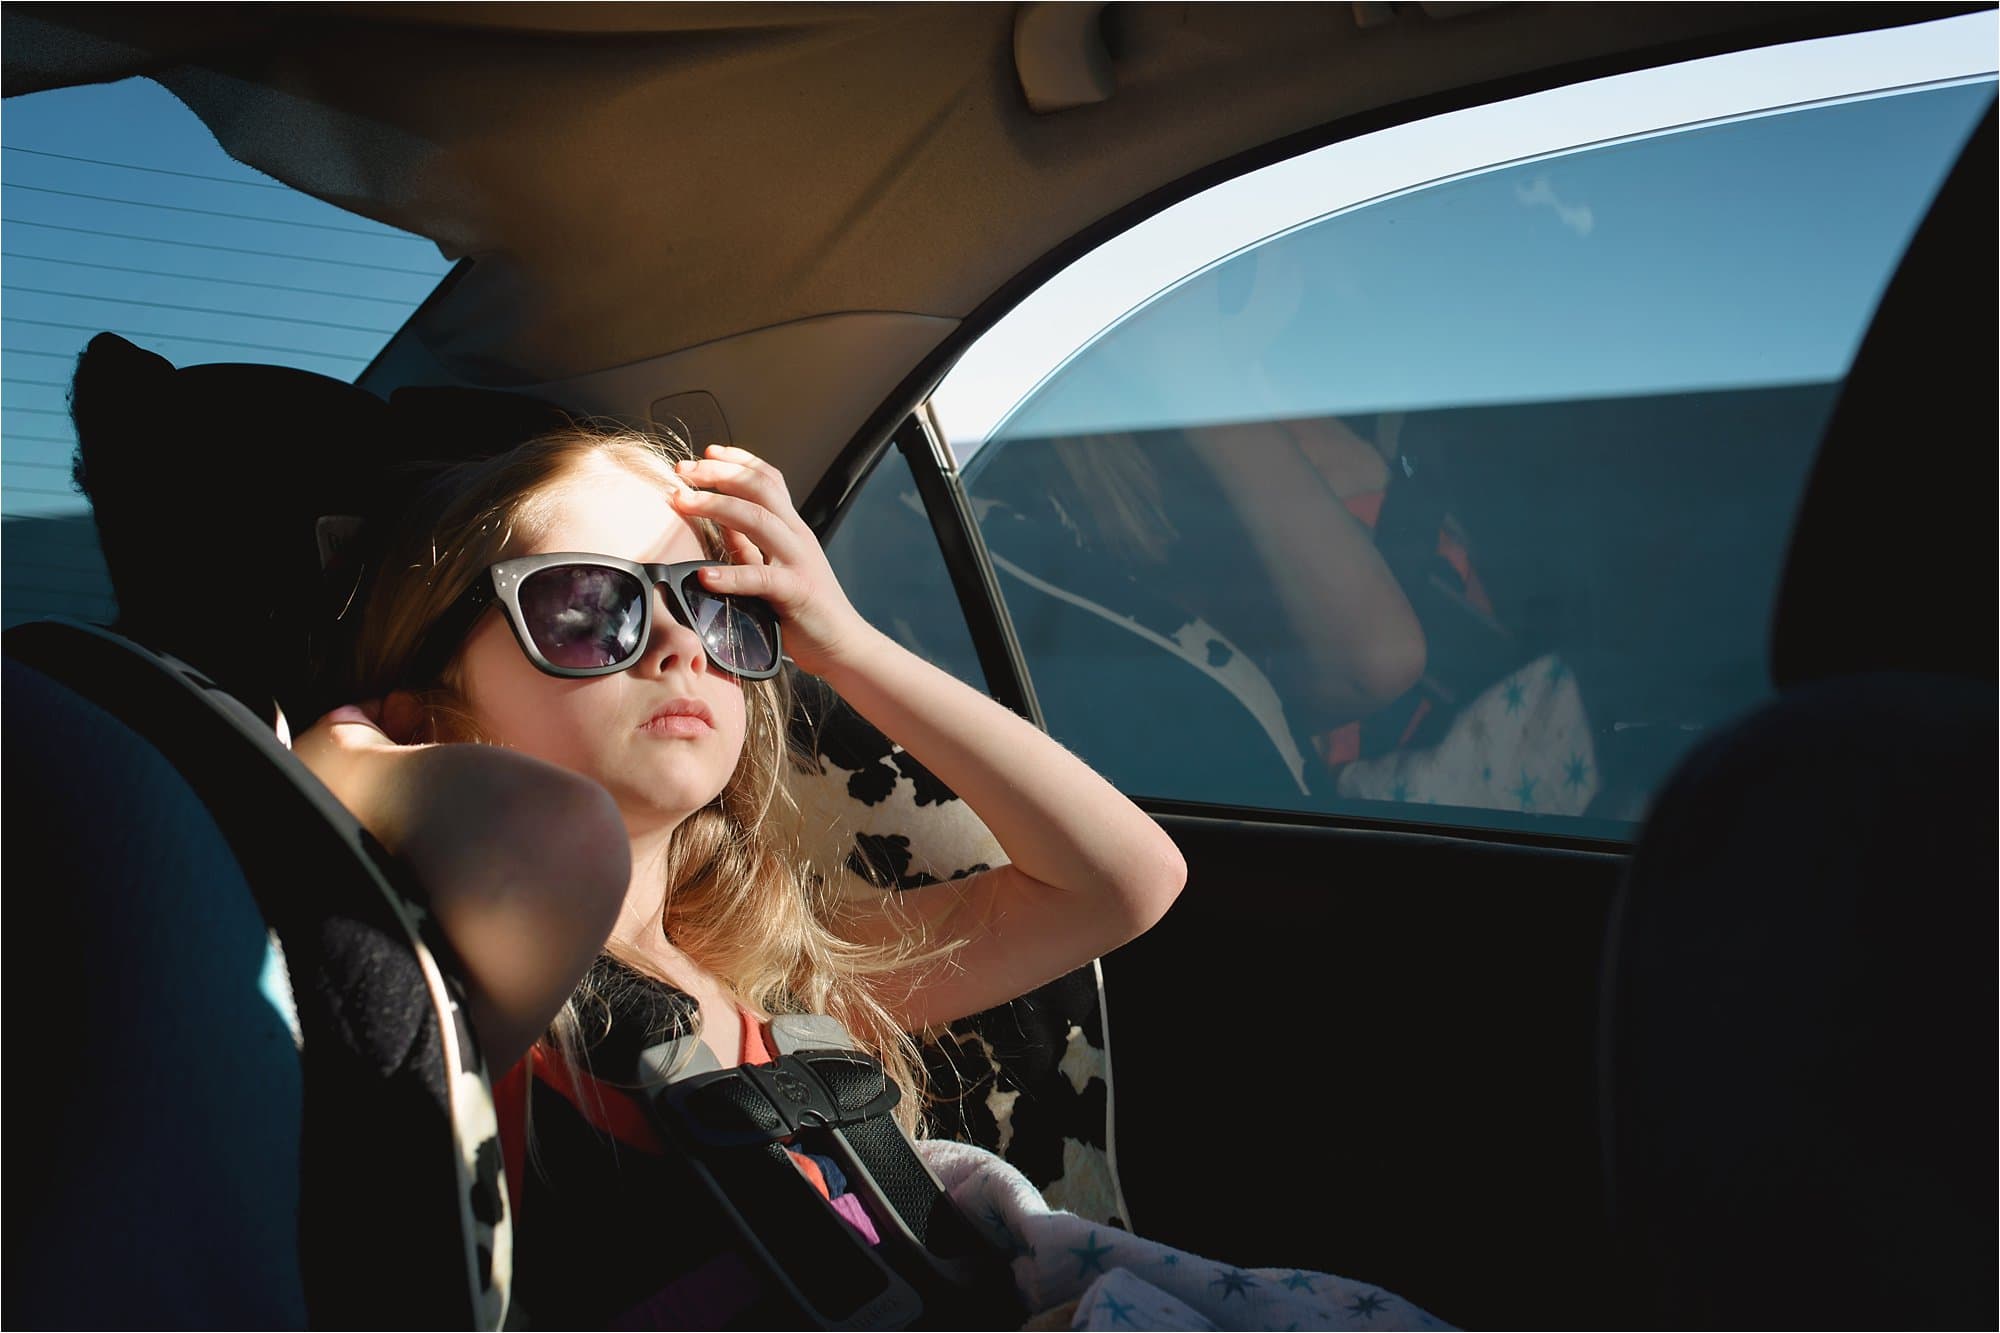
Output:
top-left (5, 2), bottom-right (1982, 493)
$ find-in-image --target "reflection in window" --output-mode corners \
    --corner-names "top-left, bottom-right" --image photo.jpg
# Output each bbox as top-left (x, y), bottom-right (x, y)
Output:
top-left (823, 442), bottom-right (988, 695)
top-left (962, 81), bottom-right (1994, 835)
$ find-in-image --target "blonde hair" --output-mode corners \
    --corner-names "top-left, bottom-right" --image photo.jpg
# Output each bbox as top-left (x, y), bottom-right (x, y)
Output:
top-left (1051, 431), bottom-right (1180, 567)
top-left (344, 421), bottom-right (935, 1131)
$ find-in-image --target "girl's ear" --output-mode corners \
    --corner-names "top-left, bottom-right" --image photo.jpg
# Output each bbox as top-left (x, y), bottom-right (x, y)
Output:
top-left (380, 690), bottom-right (427, 745)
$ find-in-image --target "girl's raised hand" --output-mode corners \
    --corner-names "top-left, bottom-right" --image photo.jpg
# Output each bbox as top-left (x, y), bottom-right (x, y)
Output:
top-left (295, 693), bottom-right (425, 755)
top-left (292, 694), bottom-right (427, 812)
top-left (670, 445), bottom-right (873, 678)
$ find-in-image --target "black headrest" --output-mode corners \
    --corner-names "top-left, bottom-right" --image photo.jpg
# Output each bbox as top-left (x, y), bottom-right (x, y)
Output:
top-left (68, 332), bottom-right (570, 725)
top-left (383, 382), bottom-right (576, 464)
top-left (1769, 100), bottom-right (1996, 689)
top-left (1603, 671), bottom-right (1997, 1328)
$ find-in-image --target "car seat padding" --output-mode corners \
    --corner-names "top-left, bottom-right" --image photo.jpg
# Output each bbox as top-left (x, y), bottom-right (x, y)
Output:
top-left (2, 655), bottom-right (309, 1331)
top-left (5, 620), bottom-right (511, 1330)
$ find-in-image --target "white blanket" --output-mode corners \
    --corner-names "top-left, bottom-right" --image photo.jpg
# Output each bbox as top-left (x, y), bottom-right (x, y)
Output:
top-left (918, 1140), bottom-right (1452, 1331)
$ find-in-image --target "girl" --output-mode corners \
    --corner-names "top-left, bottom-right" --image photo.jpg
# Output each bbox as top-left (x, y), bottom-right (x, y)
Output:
top-left (294, 422), bottom-right (1445, 1332)
top-left (292, 422), bottom-right (1188, 1325)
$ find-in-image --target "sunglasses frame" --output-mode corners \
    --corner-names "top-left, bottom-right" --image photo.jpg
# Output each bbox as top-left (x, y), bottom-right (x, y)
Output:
top-left (409, 551), bottom-right (784, 685)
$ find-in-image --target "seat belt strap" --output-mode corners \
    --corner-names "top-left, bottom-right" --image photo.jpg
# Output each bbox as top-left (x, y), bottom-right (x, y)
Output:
top-left (630, 1024), bottom-right (1021, 1329)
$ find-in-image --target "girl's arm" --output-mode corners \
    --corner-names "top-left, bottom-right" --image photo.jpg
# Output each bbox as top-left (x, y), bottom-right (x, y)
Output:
top-left (675, 446), bottom-right (1189, 1031)
top-left (292, 703), bottom-right (630, 1067)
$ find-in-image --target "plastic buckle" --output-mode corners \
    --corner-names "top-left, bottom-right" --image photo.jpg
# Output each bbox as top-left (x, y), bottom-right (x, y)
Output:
top-left (661, 1050), bottom-right (893, 1148)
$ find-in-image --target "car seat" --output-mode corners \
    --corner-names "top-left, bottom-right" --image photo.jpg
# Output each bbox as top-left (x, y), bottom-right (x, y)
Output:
top-left (5, 620), bottom-right (512, 1331)
top-left (1597, 102), bottom-right (1996, 1328)
top-left (5, 340), bottom-right (519, 1329)
top-left (4, 332), bottom-right (1127, 1325)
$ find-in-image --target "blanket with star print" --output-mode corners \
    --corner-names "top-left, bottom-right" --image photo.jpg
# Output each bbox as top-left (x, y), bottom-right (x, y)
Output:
top-left (916, 1141), bottom-right (1450, 1331)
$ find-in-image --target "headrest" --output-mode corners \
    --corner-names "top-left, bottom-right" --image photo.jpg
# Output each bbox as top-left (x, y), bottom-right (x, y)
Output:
top-left (1769, 101), bottom-right (1996, 689)
top-left (1601, 672), bottom-right (1997, 1327)
top-left (67, 332), bottom-right (568, 725)
top-left (382, 383), bottom-right (575, 465)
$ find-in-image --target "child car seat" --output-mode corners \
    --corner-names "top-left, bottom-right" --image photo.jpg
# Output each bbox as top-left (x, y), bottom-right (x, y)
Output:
top-left (6, 331), bottom-right (1127, 1325)
top-left (7, 330), bottom-right (522, 1327)
top-left (3, 641), bottom-right (310, 1331)
top-left (3, 619), bottom-right (512, 1330)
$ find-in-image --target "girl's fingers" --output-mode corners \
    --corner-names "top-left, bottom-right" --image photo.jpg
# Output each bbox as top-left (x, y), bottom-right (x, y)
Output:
top-left (697, 560), bottom-right (799, 603)
top-left (675, 456), bottom-right (804, 530)
top-left (720, 524), bottom-right (767, 567)
top-left (321, 693), bottom-right (426, 747)
top-left (672, 486), bottom-right (795, 558)
top-left (322, 704), bottom-right (398, 752)
top-left (704, 444), bottom-right (784, 485)
top-left (674, 457), bottom-right (787, 513)
top-left (325, 704), bottom-right (381, 730)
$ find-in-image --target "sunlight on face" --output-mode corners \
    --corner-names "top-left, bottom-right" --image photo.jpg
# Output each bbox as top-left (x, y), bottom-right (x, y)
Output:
top-left (456, 456), bottom-right (750, 834)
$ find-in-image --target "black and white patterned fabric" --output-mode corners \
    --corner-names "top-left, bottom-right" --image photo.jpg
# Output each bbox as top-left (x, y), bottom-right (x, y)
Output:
top-left (777, 670), bottom-right (1127, 1227)
top-left (369, 869), bottom-right (513, 1329)
top-left (8, 620), bottom-right (514, 1330)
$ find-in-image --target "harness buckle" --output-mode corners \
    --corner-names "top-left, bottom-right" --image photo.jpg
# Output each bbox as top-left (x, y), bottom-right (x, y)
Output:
top-left (655, 1048), bottom-right (901, 1147)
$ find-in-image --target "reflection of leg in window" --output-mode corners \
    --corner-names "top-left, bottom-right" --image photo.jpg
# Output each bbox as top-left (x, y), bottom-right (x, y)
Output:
top-left (1180, 416), bottom-right (1425, 732)
top-left (1332, 653), bottom-right (1599, 817)
top-left (1298, 428), bottom-right (1598, 817)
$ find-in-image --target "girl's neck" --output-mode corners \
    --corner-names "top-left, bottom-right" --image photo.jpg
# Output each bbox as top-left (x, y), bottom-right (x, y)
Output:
top-left (611, 821), bottom-right (683, 965)
top-left (609, 865), bottom-right (705, 994)
top-left (611, 830), bottom-right (750, 1066)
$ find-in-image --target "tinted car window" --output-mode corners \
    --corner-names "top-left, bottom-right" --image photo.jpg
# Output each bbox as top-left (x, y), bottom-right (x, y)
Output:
top-left (823, 441), bottom-right (989, 694)
top-left (953, 79), bottom-right (1994, 835)
top-left (1, 78), bottom-right (452, 630)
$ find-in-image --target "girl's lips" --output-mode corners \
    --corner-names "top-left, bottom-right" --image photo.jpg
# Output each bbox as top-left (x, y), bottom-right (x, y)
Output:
top-left (639, 699), bottom-right (714, 735)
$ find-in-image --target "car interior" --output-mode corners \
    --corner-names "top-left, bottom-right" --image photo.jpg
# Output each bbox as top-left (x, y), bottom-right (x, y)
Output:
top-left (3, 4), bottom-right (1994, 1329)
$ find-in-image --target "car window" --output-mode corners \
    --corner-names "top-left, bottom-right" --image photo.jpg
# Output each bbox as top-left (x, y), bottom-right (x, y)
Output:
top-left (1, 78), bottom-right (454, 631)
top-left (931, 36), bottom-right (1995, 837)
top-left (822, 440), bottom-right (989, 695)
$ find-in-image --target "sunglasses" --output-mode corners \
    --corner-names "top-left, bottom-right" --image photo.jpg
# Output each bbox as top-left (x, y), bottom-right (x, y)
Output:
top-left (409, 552), bottom-right (784, 684)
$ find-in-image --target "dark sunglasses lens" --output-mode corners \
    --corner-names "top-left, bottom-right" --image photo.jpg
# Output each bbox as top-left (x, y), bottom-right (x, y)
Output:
top-left (678, 572), bottom-right (778, 675)
top-left (519, 565), bottom-right (648, 670)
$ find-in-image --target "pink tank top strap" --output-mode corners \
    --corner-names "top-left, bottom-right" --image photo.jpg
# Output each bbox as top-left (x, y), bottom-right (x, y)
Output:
top-left (739, 1006), bottom-right (775, 1066)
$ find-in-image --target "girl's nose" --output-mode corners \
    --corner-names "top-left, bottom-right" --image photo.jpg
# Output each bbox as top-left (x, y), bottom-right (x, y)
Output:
top-left (641, 586), bottom-right (708, 676)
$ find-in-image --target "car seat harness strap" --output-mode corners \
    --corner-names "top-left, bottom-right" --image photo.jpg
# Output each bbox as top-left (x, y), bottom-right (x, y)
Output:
top-left (620, 1018), bottom-right (1022, 1329)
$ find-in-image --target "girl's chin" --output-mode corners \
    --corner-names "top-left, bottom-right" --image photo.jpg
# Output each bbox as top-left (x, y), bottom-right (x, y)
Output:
top-left (610, 782), bottom-right (729, 834)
